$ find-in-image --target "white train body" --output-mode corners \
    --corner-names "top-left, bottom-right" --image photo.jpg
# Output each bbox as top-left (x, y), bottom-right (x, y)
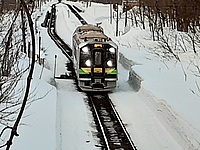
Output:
top-left (72, 24), bottom-right (118, 91)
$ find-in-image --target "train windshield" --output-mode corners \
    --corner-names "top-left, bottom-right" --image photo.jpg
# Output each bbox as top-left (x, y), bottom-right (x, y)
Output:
top-left (80, 46), bottom-right (91, 67)
top-left (105, 46), bottom-right (117, 68)
top-left (106, 51), bottom-right (116, 67)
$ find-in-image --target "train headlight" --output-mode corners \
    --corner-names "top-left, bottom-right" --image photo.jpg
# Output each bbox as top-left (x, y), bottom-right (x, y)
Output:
top-left (107, 60), bottom-right (113, 67)
top-left (82, 46), bottom-right (89, 53)
top-left (85, 59), bottom-right (91, 67)
top-left (109, 47), bottom-right (115, 53)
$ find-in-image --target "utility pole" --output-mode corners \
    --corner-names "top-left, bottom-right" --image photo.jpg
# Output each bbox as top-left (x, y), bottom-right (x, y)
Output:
top-left (110, 3), bottom-right (112, 24)
top-left (116, 3), bottom-right (119, 36)
top-left (38, 33), bottom-right (41, 65)
top-left (54, 55), bottom-right (57, 78)
top-left (125, 0), bottom-right (128, 27)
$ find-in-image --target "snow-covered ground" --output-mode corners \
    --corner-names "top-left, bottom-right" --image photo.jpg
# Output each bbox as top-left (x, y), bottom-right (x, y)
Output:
top-left (10, 0), bottom-right (200, 150)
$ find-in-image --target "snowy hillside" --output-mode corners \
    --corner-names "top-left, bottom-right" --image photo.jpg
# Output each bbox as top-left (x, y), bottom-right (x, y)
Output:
top-left (9, 0), bottom-right (200, 150)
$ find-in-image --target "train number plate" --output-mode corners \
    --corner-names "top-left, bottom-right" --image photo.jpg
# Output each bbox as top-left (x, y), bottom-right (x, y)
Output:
top-left (94, 68), bottom-right (102, 73)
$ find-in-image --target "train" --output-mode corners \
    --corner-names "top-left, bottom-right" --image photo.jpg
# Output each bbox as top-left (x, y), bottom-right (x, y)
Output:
top-left (72, 24), bottom-right (118, 92)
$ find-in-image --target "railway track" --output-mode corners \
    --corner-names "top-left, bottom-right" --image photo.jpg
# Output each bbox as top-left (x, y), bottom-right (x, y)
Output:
top-left (87, 93), bottom-right (137, 149)
top-left (47, 4), bottom-right (73, 59)
top-left (46, 4), bottom-right (76, 79)
top-left (45, 3), bottom-right (88, 78)
top-left (45, 2), bottom-right (137, 149)
top-left (62, 2), bottom-right (88, 25)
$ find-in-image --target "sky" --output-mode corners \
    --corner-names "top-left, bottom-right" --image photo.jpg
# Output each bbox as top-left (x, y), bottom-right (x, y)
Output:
top-left (6, 0), bottom-right (200, 150)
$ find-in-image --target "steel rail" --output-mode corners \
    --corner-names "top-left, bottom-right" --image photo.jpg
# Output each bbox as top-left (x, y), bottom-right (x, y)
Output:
top-left (47, 3), bottom-right (76, 79)
top-left (107, 96), bottom-right (137, 150)
top-left (88, 95), bottom-right (111, 150)
top-left (88, 94), bottom-right (137, 150)
top-left (47, 4), bottom-right (73, 62)
top-left (61, 2), bottom-right (88, 25)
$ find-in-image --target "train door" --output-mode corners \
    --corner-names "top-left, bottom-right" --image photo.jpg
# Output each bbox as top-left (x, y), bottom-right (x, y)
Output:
top-left (91, 49), bottom-right (105, 86)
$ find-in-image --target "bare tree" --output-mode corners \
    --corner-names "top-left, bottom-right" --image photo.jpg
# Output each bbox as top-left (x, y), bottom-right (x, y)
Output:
top-left (0, 0), bottom-right (4, 14)
top-left (0, 0), bottom-right (36, 149)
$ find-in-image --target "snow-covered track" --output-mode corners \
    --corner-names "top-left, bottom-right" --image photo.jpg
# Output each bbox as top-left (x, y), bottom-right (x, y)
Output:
top-left (48, 3), bottom-right (135, 149)
top-left (47, 4), bottom-right (73, 60)
top-left (61, 2), bottom-right (88, 25)
top-left (47, 4), bottom-right (76, 79)
top-left (87, 93), bottom-right (137, 150)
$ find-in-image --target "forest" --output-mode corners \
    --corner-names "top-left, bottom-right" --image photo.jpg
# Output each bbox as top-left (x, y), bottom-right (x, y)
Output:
top-left (138, 0), bottom-right (200, 32)
top-left (120, 0), bottom-right (200, 57)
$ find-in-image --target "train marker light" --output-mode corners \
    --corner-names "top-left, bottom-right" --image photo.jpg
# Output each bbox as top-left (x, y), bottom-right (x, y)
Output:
top-left (94, 43), bottom-right (102, 48)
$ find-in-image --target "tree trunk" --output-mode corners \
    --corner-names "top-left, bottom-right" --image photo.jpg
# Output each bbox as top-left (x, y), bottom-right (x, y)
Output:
top-left (21, 7), bottom-right (27, 53)
top-left (6, 0), bottom-right (36, 149)
top-left (0, 0), bottom-right (4, 13)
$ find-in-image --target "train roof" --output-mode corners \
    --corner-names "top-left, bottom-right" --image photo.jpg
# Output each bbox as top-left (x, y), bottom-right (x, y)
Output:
top-left (77, 24), bottom-right (103, 32)
top-left (80, 31), bottom-right (108, 39)
top-left (73, 24), bottom-right (114, 44)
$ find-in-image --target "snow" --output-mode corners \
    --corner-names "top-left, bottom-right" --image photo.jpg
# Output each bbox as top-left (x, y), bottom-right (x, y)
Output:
top-left (8, 0), bottom-right (200, 150)
top-left (12, 63), bottom-right (57, 150)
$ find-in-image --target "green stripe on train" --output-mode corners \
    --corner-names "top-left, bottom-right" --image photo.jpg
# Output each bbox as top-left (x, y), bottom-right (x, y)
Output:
top-left (79, 69), bottom-right (89, 74)
top-left (107, 69), bottom-right (117, 74)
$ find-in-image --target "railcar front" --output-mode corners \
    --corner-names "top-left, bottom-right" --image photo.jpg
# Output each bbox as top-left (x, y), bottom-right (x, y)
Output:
top-left (75, 41), bottom-right (118, 91)
top-left (72, 24), bottom-right (118, 92)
